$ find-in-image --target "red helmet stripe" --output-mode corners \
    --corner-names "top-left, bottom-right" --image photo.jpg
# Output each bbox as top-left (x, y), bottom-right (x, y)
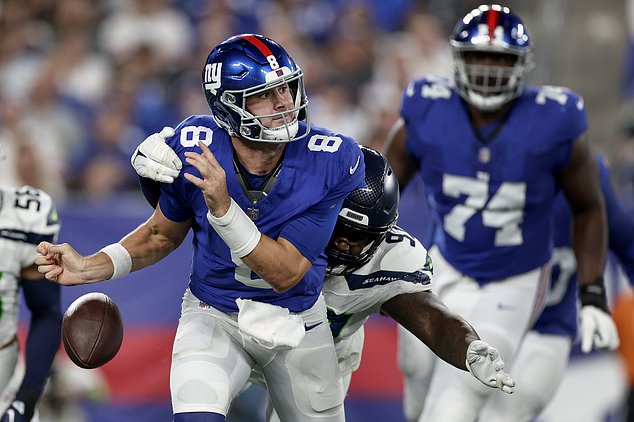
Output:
top-left (487, 9), bottom-right (500, 40)
top-left (239, 34), bottom-right (274, 59)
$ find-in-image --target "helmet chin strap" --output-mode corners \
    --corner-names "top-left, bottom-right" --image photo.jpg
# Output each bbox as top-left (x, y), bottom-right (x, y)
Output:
top-left (261, 119), bottom-right (299, 142)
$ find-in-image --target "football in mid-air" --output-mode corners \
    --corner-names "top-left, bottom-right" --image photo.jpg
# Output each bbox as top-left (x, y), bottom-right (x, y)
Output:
top-left (62, 292), bottom-right (124, 369)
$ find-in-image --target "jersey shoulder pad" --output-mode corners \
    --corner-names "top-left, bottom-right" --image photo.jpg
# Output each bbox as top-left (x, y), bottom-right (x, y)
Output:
top-left (523, 85), bottom-right (588, 138)
top-left (525, 85), bottom-right (585, 112)
top-left (305, 124), bottom-right (361, 157)
top-left (6, 186), bottom-right (60, 237)
top-left (167, 115), bottom-right (221, 155)
top-left (301, 124), bottom-right (364, 185)
top-left (378, 227), bottom-right (431, 274)
top-left (401, 76), bottom-right (454, 120)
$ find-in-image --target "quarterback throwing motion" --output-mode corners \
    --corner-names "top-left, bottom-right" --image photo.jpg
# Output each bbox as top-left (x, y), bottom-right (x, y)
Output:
top-left (36, 34), bottom-right (364, 422)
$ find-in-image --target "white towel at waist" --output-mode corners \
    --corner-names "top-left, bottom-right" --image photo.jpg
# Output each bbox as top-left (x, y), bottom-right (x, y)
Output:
top-left (236, 298), bottom-right (305, 350)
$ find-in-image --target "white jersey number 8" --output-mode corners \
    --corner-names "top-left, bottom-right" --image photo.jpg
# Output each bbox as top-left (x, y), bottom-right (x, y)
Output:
top-left (307, 135), bottom-right (342, 153)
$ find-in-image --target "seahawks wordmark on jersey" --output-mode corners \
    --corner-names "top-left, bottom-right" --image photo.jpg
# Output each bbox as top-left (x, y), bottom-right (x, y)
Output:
top-left (0, 186), bottom-right (59, 346)
top-left (159, 115), bottom-right (365, 313)
top-left (325, 226), bottom-right (432, 375)
top-left (401, 76), bottom-right (587, 283)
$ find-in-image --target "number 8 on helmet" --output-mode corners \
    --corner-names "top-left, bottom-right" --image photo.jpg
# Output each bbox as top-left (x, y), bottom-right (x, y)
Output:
top-left (202, 34), bottom-right (310, 143)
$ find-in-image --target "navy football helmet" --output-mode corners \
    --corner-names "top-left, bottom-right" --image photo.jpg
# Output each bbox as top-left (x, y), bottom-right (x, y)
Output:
top-left (326, 147), bottom-right (399, 275)
top-left (202, 34), bottom-right (309, 143)
top-left (451, 4), bottom-right (534, 110)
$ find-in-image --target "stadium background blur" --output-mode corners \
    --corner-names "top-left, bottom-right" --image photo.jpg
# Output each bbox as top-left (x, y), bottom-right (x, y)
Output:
top-left (2, 0), bottom-right (633, 421)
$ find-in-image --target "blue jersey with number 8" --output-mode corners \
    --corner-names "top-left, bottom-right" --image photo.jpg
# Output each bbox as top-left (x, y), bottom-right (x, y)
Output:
top-left (401, 76), bottom-right (587, 282)
top-left (159, 115), bottom-right (365, 313)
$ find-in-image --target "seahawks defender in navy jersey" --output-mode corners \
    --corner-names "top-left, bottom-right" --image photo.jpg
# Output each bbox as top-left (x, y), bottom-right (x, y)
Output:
top-left (0, 186), bottom-right (61, 422)
top-left (36, 34), bottom-right (363, 422)
top-left (386, 5), bottom-right (614, 422)
top-left (480, 157), bottom-right (632, 421)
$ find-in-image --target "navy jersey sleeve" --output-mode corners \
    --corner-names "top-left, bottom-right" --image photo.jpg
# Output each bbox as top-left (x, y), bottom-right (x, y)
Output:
top-left (280, 137), bottom-right (365, 262)
top-left (138, 176), bottom-right (161, 209)
top-left (20, 280), bottom-right (62, 392)
top-left (599, 158), bottom-right (634, 282)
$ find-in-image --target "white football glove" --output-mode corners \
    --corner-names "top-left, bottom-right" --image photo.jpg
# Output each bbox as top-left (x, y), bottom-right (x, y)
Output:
top-left (580, 305), bottom-right (620, 353)
top-left (131, 126), bottom-right (182, 183)
top-left (465, 340), bottom-right (515, 394)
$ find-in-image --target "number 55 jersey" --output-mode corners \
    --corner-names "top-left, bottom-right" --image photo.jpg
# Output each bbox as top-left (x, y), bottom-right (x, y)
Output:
top-left (400, 76), bottom-right (588, 283)
top-left (0, 186), bottom-right (59, 349)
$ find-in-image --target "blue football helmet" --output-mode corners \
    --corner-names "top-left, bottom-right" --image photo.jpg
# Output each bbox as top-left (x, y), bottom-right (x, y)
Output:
top-left (202, 34), bottom-right (310, 143)
top-left (326, 146), bottom-right (399, 275)
top-left (451, 4), bottom-right (534, 110)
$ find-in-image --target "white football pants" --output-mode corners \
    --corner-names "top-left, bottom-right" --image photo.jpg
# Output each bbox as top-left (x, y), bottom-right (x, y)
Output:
top-left (398, 246), bottom-right (550, 422)
top-left (170, 289), bottom-right (345, 421)
top-left (479, 331), bottom-right (570, 421)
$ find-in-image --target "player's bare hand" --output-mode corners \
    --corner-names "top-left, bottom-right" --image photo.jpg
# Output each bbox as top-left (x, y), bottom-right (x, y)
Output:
top-left (35, 241), bottom-right (86, 285)
top-left (183, 141), bottom-right (231, 217)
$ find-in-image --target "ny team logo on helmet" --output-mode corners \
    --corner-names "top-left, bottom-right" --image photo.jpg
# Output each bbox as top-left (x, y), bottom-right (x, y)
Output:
top-left (202, 34), bottom-right (310, 143)
top-left (451, 4), bottom-right (534, 110)
top-left (326, 147), bottom-right (399, 275)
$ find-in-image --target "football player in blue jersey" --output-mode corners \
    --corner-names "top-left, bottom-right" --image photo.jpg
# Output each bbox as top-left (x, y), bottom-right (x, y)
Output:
top-left (385, 4), bottom-right (617, 422)
top-left (479, 156), bottom-right (631, 421)
top-left (35, 34), bottom-right (365, 422)
top-left (131, 132), bottom-right (518, 419)
top-left (0, 185), bottom-right (61, 422)
top-left (133, 135), bottom-right (518, 385)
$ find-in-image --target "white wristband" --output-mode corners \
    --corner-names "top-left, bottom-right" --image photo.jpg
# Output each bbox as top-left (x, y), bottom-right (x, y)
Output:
top-left (100, 243), bottom-right (132, 280)
top-left (207, 199), bottom-right (261, 258)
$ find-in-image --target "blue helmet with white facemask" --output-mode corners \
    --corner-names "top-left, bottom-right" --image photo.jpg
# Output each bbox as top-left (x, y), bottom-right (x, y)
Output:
top-left (202, 34), bottom-right (310, 143)
top-left (451, 4), bottom-right (534, 111)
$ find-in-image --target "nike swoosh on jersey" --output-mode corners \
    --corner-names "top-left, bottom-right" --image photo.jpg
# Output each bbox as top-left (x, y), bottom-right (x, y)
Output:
top-left (497, 303), bottom-right (516, 311)
top-left (349, 155), bottom-right (361, 174)
top-left (304, 322), bottom-right (323, 331)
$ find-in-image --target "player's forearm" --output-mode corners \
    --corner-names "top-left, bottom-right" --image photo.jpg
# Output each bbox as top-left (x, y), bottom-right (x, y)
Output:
top-left (242, 235), bottom-right (311, 292)
top-left (121, 222), bottom-right (184, 272)
top-left (381, 292), bottom-right (479, 371)
top-left (572, 205), bottom-right (607, 285)
top-left (73, 220), bottom-right (184, 283)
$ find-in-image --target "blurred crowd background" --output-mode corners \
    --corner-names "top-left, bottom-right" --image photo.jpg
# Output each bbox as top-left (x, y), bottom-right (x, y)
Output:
top-left (1, 0), bottom-right (634, 202)
top-left (2, 0), bottom-right (634, 421)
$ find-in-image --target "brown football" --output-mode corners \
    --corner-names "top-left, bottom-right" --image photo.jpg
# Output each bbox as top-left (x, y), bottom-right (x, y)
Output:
top-left (62, 292), bottom-right (124, 369)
